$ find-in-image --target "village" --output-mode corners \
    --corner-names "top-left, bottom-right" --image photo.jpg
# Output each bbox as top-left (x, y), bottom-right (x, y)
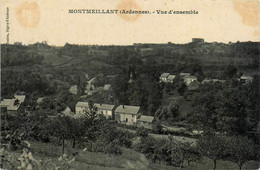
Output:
top-left (0, 70), bottom-right (254, 129)
top-left (1, 40), bottom-right (259, 170)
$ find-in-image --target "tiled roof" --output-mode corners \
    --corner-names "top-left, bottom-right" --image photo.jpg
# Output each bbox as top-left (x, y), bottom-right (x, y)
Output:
top-left (115, 105), bottom-right (140, 115)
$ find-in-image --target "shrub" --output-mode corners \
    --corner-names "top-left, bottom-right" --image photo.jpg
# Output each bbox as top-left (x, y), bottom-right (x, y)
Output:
top-left (105, 141), bottom-right (122, 156)
top-left (136, 127), bottom-right (149, 137)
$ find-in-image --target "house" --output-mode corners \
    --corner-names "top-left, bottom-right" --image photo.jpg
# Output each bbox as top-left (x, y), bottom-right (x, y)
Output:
top-left (61, 107), bottom-right (75, 116)
top-left (69, 85), bottom-right (78, 95)
top-left (183, 76), bottom-right (197, 86)
top-left (103, 84), bottom-right (112, 91)
top-left (180, 73), bottom-right (191, 78)
top-left (188, 80), bottom-right (200, 91)
top-left (160, 73), bottom-right (170, 82)
top-left (201, 78), bottom-right (226, 84)
top-left (36, 97), bottom-right (44, 104)
top-left (0, 95), bottom-right (26, 115)
top-left (75, 102), bottom-right (115, 119)
top-left (115, 105), bottom-right (140, 125)
top-left (167, 75), bottom-right (176, 83)
top-left (137, 115), bottom-right (154, 129)
top-left (240, 76), bottom-right (253, 84)
top-left (95, 103), bottom-right (115, 119)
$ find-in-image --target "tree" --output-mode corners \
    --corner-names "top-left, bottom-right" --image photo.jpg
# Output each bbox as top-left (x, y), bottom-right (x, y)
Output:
top-left (136, 127), bottom-right (149, 138)
top-left (190, 82), bottom-right (258, 135)
top-left (197, 133), bottom-right (229, 170)
top-left (226, 136), bottom-right (258, 170)
top-left (177, 83), bottom-right (187, 96)
top-left (50, 116), bottom-right (72, 157)
top-left (167, 101), bottom-right (179, 119)
top-left (152, 119), bottom-right (163, 134)
top-left (223, 65), bottom-right (237, 79)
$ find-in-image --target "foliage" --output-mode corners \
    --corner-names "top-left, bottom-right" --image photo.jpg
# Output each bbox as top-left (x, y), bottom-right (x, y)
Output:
top-left (226, 135), bottom-right (259, 170)
top-left (152, 119), bottom-right (163, 134)
top-left (134, 135), bottom-right (200, 167)
top-left (1, 140), bottom-right (87, 170)
top-left (197, 133), bottom-right (230, 170)
top-left (136, 127), bottom-right (149, 138)
top-left (1, 44), bottom-right (44, 67)
top-left (1, 69), bottom-right (57, 98)
top-left (155, 100), bottom-right (180, 121)
top-left (189, 80), bottom-right (259, 135)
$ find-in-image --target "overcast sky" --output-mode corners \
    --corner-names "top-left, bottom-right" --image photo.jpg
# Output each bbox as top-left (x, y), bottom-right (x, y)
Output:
top-left (1, 0), bottom-right (259, 46)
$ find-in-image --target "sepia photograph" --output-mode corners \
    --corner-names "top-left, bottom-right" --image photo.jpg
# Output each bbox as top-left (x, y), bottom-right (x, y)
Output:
top-left (1, 0), bottom-right (260, 169)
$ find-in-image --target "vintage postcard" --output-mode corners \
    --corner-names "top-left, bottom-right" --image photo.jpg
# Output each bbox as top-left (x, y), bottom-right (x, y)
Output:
top-left (1, 0), bottom-right (259, 169)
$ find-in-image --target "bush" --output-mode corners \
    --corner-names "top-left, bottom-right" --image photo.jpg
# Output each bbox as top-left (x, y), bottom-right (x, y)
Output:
top-left (105, 141), bottom-right (122, 155)
top-left (116, 130), bottom-right (134, 148)
top-left (136, 127), bottom-right (149, 137)
top-left (134, 135), bottom-right (200, 167)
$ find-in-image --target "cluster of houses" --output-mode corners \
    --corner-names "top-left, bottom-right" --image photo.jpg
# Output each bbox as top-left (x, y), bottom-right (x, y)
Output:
top-left (0, 95), bottom-right (26, 115)
top-left (0, 94), bottom-right (155, 128)
top-left (159, 72), bottom-right (254, 91)
top-left (69, 76), bottom-right (112, 96)
top-left (160, 72), bottom-right (198, 87)
top-left (61, 101), bottom-right (154, 128)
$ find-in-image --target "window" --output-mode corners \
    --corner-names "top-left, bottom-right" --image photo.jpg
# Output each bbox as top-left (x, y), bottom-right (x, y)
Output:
top-left (126, 118), bottom-right (128, 122)
top-left (132, 114), bottom-right (135, 118)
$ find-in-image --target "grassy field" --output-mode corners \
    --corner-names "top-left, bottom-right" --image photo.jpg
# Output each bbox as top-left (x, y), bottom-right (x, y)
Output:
top-left (3, 140), bottom-right (259, 170)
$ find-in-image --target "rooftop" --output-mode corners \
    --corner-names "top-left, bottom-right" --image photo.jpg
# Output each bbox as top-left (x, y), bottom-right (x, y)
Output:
top-left (0, 95), bottom-right (26, 111)
top-left (183, 75), bottom-right (197, 79)
top-left (240, 76), bottom-right (253, 80)
top-left (138, 115), bottom-right (154, 122)
top-left (14, 95), bottom-right (26, 103)
top-left (76, 102), bottom-right (115, 110)
top-left (1, 99), bottom-right (19, 111)
top-left (180, 73), bottom-right (191, 77)
top-left (167, 75), bottom-right (176, 80)
top-left (160, 73), bottom-right (170, 78)
top-left (69, 85), bottom-right (77, 92)
top-left (104, 84), bottom-right (112, 90)
top-left (115, 105), bottom-right (140, 115)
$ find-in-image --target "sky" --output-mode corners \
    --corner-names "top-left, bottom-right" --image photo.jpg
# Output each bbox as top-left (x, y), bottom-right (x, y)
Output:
top-left (1, 0), bottom-right (260, 46)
